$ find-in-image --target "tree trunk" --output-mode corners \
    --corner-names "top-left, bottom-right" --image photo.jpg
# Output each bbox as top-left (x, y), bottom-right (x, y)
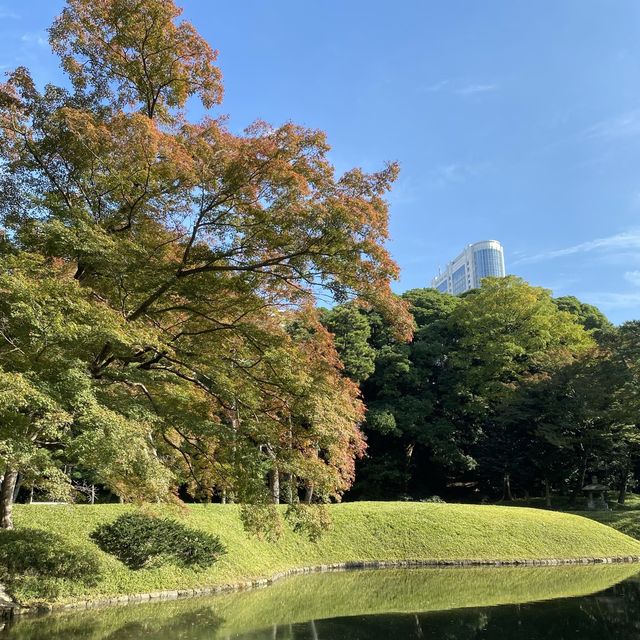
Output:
top-left (543, 478), bottom-right (552, 508)
top-left (0, 469), bottom-right (19, 529)
top-left (618, 475), bottom-right (628, 505)
top-left (404, 442), bottom-right (415, 494)
top-left (270, 468), bottom-right (280, 505)
top-left (501, 472), bottom-right (513, 501)
top-left (12, 473), bottom-right (23, 504)
top-left (568, 457), bottom-right (588, 508)
top-left (287, 418), bottom-right (294, 504)
top-left (305, 483), bottom-right (314, 504)
top-left (90, 484), bottom-right (96, 505)
top-left (285, 473), bottom-right (295, 504)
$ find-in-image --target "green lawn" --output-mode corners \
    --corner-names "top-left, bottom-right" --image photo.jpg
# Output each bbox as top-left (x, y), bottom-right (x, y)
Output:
top-left (500, 494), bottom-right (640, 543)
top-left (573, 496), bottom-right (640, 542)
top-left (6, 501), bottom-right (640, 607)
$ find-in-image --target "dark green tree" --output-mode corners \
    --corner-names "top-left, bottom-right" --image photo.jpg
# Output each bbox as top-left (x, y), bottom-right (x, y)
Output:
top-left (553, 296), bottom-right (612, 332)
top-left (347, 289), bottom-right (466, 498)
top-left (320, 305), bottom-right (377, 383)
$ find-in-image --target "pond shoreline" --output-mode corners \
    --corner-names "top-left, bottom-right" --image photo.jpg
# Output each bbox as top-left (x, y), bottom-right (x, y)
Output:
top-left (5, 554), bottom-right (640, 619)
top-left (9, 502), bottom-right (640, 617)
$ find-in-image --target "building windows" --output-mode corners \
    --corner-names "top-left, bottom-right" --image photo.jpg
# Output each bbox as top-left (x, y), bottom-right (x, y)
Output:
top-left (473, 248), bottom-right (505, 287)
top-left (431, 241), bottom-right (506, 295)
top-left (452, 264), bottom-right (467, 295)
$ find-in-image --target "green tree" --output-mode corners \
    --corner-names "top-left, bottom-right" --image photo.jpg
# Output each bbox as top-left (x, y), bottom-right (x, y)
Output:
top-left (320, 305), bottom-right (377, 383)
top-left (553, 296), bottom-right (612, 332)
top-left (449, 278), bottom-right (593, 403)
top-left (600, 321), bottom-right (640, 503)
top-left (449, 277), bottom-right (594, 499)
top-left (349, 289), bottom-right (465, 498)
top-left (349, 279), bottom-right (597, 501)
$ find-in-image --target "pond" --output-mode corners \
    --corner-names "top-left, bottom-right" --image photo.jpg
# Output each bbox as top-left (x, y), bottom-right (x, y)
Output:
top-left (3, 564), bottom-right (640, 639)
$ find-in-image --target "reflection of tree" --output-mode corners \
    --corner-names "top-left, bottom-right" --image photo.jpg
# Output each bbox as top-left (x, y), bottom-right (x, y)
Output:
top-left (242, 577), bottom-right (640, 640)
top-left (102, 609), bottom-right (224, 640)
top-left (7, 572), bottom-right (640, 639)
top-left (414, 613), bottom-right (424, 638)
top-left (413, 579), bottom-right (640, 639)
top-left (5, 605), bottom-right (224, 640)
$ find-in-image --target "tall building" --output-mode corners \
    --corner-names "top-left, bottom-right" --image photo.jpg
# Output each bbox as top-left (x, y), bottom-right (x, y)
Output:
top-left (431, 240), bottom-right (506, 295)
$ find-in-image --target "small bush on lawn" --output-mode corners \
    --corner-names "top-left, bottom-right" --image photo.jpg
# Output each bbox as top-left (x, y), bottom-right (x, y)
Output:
top-left (239, 504), bottom-right (283, 542)
top-left (285, 503), bottom-right (331, 542)
top-left (90, 512), bottom-right (225, 570)
top-left (0, 528), bottom-right (101, 600)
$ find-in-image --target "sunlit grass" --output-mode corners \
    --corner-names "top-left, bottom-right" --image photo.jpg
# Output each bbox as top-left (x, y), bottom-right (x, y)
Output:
top-left (9, 501), bottom-right (640, 607)
top-left (501, 493), bottom-right (640, 542)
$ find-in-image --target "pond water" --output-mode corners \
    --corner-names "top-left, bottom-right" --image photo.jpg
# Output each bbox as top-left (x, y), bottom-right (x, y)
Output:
top-left (3, 564), bottom-right (640, 639)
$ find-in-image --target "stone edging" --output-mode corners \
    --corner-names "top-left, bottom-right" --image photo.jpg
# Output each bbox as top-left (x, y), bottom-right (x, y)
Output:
top-left (5, 555), bottom-right (640, 618)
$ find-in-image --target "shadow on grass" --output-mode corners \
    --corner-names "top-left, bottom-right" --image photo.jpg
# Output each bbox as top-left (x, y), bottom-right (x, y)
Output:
top-left (0, 528), bottom-right (101, 602)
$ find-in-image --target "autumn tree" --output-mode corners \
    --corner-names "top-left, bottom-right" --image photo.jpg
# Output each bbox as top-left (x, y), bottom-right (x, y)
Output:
top-left (0, 0), bottom-right (411, 527)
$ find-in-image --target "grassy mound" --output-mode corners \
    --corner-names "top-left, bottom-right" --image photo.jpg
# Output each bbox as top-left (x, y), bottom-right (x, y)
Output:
top-left (501, 494), bottom-right (640, 542)
top-left (8, 501), bottom-right (640, 606)
top-left (7, 564), bottom-right (640, 639)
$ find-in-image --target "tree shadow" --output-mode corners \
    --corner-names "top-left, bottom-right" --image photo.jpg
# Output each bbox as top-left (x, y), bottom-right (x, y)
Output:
top-left (0, 528), bottom-right (101, 601)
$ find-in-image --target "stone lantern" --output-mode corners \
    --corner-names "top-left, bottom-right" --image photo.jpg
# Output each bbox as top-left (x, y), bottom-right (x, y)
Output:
top-left (582, 475), bottom-right (609, 510)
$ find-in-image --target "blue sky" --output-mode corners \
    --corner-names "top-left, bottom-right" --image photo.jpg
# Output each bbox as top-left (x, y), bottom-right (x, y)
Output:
top-left (2, 1), bottom-right (640, 323)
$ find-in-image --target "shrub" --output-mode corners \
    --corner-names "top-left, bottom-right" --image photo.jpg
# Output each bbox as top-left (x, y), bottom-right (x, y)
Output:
top-left (239, 504), bottom-right (283, 542)
top-left (90, 512), bottom-right (225, 570)
top-left (285, 503), bottom-right (332, 541)
top-left (0, 528), bottom-right (101, 600)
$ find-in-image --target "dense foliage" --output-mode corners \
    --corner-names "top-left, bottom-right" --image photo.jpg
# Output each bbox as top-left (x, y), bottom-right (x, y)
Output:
top-left (323, 278), bottom-right (640, 505)
top-left (0, 0), bottom-right (412, 528)
top-left (90, 512), bottom-right (225, 569)
top-left (0, 0), bottom-right (637, 532)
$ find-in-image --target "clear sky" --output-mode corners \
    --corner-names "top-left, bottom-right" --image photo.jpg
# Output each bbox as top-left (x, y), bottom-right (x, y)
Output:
top-left (2, 1), bottom-right (640, 323)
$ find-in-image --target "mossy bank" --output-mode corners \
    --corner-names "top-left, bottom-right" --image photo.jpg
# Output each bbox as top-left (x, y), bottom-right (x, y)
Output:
top-left (7, 501), bottom-right (640, 607)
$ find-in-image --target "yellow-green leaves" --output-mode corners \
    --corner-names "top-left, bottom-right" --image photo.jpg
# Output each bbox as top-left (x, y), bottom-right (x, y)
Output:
top-left (49, 0), bottom-right (223, 120)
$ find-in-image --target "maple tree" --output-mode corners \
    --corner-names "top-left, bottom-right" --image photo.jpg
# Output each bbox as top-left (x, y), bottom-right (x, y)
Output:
top-left (0, 0), bottom-right (410, 527)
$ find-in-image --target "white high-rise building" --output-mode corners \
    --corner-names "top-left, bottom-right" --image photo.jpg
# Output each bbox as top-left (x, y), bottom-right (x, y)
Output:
top-left (431, 240), bottom-right (506, 295)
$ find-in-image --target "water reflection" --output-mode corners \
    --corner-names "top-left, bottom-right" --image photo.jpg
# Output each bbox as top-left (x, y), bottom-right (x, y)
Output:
top-left (4, 564), bottom-right (640, 639)
top-left (244, 577), bottom-right (640, 640)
